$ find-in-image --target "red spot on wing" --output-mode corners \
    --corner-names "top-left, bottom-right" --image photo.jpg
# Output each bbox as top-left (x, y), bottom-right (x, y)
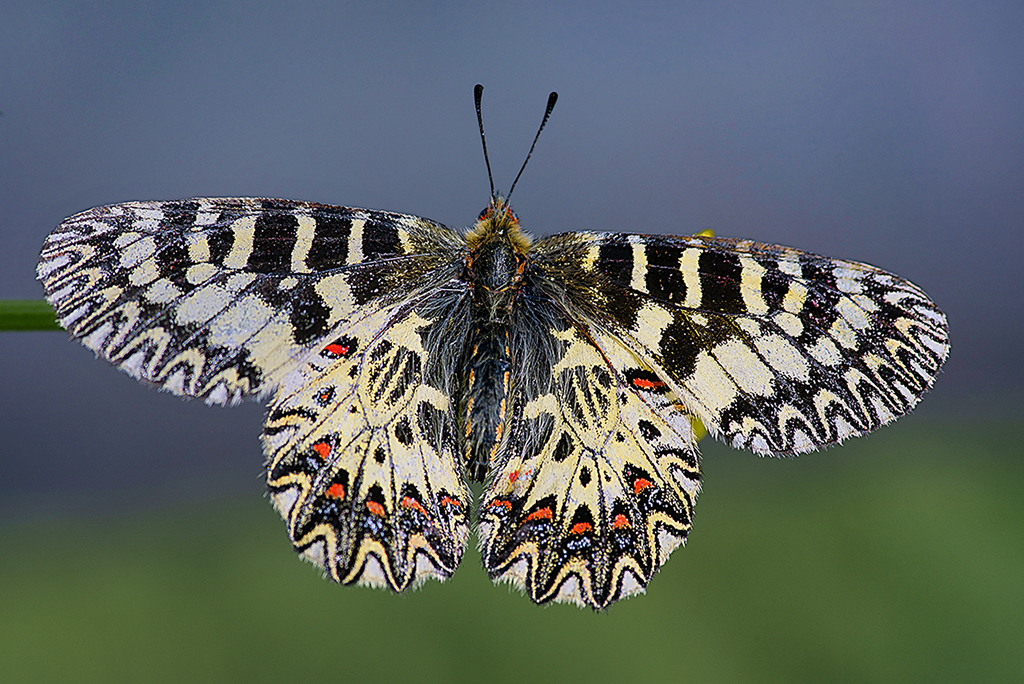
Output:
top-left (612, 514), bottom-right (631, 529)
top-left (570, 521), bottom-right (592, 535)
top-left (325, 483), bottom-right (346, 500)
top-left (401, 496), bottom-right (429, 517)
top-left (440, 495), bottom-right (463, 509)
top-left (324, 343), bottom-right (349, 356)
top-left (366, 501), bottom-right (386, 517)
top-left (312, 442), bottom-right (331, 459)
top-left (525, 507), bottom-right (552, 522)
top-left (632, 377), bottom-right (666, 390)
top-left (508, 468), bottom-right (532, 483)
top-left (489, 499), bottom-right (512, 512)
top-left (633, 478), bottom-right (653, 495)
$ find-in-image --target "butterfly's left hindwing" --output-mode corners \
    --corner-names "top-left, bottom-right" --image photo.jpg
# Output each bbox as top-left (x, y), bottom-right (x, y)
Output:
top-left (546, 232), bottom-right (950, 455)
top-left (479, 303), bottom-right (701, 609)
top-left (37, 198), bottom-right (462, 404)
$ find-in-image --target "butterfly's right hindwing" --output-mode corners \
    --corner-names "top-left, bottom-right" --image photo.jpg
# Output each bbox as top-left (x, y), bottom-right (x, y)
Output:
top-left (37, 198), bottom-right (463, 404)
top-left (263, 288), bottom-right (472, 590)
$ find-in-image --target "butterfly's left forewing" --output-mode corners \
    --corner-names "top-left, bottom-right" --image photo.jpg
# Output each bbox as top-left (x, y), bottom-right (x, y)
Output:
top-left (564, 232), bottom-right (949, 455)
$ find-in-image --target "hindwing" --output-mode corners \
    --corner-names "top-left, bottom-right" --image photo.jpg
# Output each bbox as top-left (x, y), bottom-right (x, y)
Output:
top-left (479, 312), bottom-right (701, 609)
top-left (264, 287), bottom-right (471, 589)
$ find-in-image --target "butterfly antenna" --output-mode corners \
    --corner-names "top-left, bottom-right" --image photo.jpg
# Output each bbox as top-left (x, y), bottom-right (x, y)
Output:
top-left (507, 91), bottom-right (558, 201)
top-left (474, 84), bottom-right (496, 199)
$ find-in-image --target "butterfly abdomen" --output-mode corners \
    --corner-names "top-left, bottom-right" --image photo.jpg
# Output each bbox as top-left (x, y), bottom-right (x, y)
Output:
top-left (463, 320), bottom-right (512, 480)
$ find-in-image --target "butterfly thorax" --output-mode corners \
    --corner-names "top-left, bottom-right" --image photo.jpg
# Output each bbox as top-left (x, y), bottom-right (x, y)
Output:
top-left (460, 197), bottom-right (532, 481)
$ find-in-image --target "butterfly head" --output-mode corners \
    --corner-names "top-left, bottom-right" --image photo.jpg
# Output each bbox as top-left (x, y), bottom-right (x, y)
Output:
top-left (466, 195), bottom-right (532, 253)
top-left (477, 195), bottom-right (518, 224)
top-left (468, 86), bottom-right (556, 256)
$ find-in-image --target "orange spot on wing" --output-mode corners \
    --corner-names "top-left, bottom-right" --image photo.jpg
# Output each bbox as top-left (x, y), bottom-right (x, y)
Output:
top-left (440, 496), bottom-right (463, 509)
top-left (612, 514), bottom-right (631, 529)
top-left (401, 496), bottom-right (428, 516)
top-left (489, 499), bottom-right (512, 512)
top-left (464, 396), bottom-right (475, 437)
top-left (325, 483), bottom-right (346, 500)
top-left (570, 521), bottom-right (592, 535)
top-left (633, 478), bottom-right (653, 495)
top-left (312, 442), bottom-right (331, 459)
top-left (525, 507), bottom-right (552, 522)
top-left (366, 501), bottom-right (386, 517)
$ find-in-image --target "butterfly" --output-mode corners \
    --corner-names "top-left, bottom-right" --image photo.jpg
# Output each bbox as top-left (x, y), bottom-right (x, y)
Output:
top-left (36, 86), bottom-right (949, 609)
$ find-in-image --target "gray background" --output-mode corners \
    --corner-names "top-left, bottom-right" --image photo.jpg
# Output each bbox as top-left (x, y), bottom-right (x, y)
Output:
top-left (1, 1), bottom-right (1021, 518)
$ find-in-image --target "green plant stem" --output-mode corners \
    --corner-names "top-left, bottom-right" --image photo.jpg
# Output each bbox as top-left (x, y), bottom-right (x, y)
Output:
top-left (0, 300), bottom-right (61, 331)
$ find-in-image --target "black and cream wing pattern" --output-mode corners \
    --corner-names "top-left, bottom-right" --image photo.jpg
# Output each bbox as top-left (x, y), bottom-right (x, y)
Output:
top-left (37, 193), bottom-right (948, 609)
top-left (36, 90), bottom-right (948, 610)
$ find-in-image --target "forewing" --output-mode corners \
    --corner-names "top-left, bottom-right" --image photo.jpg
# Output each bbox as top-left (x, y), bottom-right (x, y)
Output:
top-left (264, 287), bottom-right (471, 590)
top-left (479, 312), bottom-right (700, 609)
top-left (543, 232), bottom-right (950, 454)
top-left (37, 198), bottom-right (462, 404)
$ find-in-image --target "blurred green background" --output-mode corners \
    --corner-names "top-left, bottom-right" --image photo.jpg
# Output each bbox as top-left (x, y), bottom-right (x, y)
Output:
top-left (3, 418), bottom-right (1021, 683)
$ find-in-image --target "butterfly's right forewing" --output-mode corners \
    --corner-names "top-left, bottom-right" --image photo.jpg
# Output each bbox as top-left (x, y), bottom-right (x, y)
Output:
top-left (37, 198), bottom-right (463, 405)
